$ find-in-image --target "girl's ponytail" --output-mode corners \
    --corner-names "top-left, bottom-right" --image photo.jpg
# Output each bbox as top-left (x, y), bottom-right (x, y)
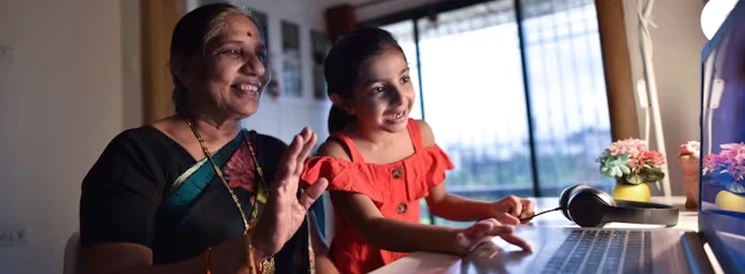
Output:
top-left (328, 104), bottom-right (356, 134)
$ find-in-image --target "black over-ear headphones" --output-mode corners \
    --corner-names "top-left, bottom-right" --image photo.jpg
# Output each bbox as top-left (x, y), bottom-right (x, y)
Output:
top-left (552, 184), bottom-right (679, 227)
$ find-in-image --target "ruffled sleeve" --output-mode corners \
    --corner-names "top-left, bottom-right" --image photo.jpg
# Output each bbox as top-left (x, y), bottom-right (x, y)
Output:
top-left (424, 145), bottom-right (455, 188)
top-left (301, 156), bottom-right (383, 202)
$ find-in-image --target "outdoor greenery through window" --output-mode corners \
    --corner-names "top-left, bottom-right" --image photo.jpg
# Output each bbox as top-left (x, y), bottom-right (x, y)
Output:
top-left (377, 0), bottom-right (614, 226)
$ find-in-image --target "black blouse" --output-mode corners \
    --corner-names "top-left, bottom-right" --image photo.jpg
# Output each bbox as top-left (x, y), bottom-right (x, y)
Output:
top-left (79, 126), bottom-right (311, 272)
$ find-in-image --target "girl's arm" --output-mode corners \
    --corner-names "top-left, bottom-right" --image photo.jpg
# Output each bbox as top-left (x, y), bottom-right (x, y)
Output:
top-left (331, 191), bottom-right (530, 254)
top-left (331, 190), bottom-right (464, 254)
top-left (426, 185), bottom-right (498, 221)
top-left (426, 186), bottom-right (535, 222)
top-left (415, 120), bottom-right (535, 221)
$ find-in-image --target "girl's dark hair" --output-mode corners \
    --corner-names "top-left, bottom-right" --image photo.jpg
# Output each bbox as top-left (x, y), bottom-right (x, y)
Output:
top-left (324, 27), bottom-right (405, 134)
top-left (169, 3), bottom-right (265, 114)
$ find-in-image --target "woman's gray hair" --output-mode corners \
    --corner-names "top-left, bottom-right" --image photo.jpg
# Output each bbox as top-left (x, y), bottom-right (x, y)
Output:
top-left (169, 3), bottom-right (266, 114)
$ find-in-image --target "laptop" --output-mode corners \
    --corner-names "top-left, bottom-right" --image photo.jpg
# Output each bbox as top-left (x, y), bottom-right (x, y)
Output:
top-left (450, 2), bottom-right (745, 273)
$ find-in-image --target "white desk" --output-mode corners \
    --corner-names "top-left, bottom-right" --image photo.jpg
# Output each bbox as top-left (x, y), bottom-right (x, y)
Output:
top-left (370, 196), bottom-right (723, 274)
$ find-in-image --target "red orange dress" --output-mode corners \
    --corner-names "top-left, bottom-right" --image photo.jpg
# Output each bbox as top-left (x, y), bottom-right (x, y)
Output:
top-left (300, 119), bottom-right (455, 274)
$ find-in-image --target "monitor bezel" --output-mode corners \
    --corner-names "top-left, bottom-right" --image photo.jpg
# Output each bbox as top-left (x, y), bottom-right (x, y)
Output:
top-left (699, 1), bottom-right (745, 273)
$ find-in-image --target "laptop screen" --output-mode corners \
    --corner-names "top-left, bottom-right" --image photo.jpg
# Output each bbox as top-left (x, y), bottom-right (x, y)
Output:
top-left (700, 1), bottom-right (745, 272)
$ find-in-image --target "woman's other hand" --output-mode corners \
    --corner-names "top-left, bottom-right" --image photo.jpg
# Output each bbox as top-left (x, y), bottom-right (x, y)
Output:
top-left (252, 127), bottom-right (329, 258)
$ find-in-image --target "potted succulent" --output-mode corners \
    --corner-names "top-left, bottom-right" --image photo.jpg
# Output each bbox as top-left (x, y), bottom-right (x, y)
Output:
top-left (598, 138), bottom-right (666, 202)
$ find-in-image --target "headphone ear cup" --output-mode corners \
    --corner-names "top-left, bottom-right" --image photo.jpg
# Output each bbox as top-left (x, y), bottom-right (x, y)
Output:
top-left (567, 188), bottom-right (615, 227)
top-left (559, 184), bottom-right (592, 220)
top-left (594, 188), bottom-right (616, 206)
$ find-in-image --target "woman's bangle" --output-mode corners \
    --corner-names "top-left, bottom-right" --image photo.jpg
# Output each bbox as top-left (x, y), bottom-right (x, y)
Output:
top-left (245, 232), bottom-right (261, 274)
top-left (204, 247), bottom-right (212, 274)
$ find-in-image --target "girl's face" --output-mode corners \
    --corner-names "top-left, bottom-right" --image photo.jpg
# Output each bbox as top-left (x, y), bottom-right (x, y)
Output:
top-left (182, 14), bottom-right (270, 119)
top-left (348, 47), bottom-right (415, 133)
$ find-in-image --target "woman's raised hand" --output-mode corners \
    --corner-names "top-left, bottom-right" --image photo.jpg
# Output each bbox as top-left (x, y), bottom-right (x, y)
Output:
top-left (252, 127), bottom-right (329, 257)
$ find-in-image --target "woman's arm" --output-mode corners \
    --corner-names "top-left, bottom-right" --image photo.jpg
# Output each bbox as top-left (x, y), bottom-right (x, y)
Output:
top-left (80, 237), bottom-right (250, 274)
top-left (309, 209), bottom-right (340, 274)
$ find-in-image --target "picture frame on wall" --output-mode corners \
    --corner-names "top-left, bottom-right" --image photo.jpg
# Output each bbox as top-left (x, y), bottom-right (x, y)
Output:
top-left (311, 30), bottom-right (330, 100)
top-left (281, 20), bottom-right (302, 98)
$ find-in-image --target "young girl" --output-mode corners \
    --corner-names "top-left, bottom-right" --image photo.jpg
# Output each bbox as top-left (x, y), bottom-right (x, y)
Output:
top-left (301, 27), bottom-right (535, 274)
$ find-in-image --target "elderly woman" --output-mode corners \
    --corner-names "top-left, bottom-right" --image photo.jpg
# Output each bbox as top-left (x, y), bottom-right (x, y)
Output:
top-left (79, 3), bottom-right (334, 274)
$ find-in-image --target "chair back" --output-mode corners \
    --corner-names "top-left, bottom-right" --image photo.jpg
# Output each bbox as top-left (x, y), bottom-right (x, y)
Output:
top-left (322, 193), bottom-right (335, 241)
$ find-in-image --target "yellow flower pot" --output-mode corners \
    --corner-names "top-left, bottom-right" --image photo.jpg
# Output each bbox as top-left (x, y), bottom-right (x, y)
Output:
top-left (715, 190), bottom-right (745, 213)
top-left (612, 182), bottom-right (651, 202)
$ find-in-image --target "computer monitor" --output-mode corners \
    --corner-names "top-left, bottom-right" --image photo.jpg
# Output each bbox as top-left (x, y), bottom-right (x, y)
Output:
top-left (700, 1), bottom-right (745, 273)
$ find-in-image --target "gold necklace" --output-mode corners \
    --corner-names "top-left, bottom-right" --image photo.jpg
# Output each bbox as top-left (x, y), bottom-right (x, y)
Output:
top-left (184, 118), bottom-right (274, 274)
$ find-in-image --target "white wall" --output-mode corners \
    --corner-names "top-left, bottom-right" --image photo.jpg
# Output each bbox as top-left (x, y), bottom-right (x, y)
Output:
top-left (121, 0), bottom-right (144, 129)
top-left (0, 0), bottom-right (126, 273)
top-left (623, 0), bottom-right (708, 196)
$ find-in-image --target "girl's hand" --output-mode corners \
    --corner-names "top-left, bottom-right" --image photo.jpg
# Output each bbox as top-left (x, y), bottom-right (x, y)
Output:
top-left (490, 195), bottom-right (535, 222)
top-left (453, 214), bottom-right (532, 256)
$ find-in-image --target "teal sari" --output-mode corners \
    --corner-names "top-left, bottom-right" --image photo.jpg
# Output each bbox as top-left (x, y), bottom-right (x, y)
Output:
top-left (153, 129), bottom-right (315, 273)
top-left (163, 130), bottom-right (259, 222)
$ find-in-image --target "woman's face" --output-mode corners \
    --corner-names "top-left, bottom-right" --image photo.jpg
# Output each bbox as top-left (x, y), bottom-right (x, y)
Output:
top-left (183, 14), bottom-right (270, 119)
top-left (348, 47), bottom-right (415, 133)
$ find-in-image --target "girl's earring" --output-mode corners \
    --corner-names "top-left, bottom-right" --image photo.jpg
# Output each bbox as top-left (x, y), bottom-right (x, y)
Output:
top-left (343, 104), bottom-right (356, 115)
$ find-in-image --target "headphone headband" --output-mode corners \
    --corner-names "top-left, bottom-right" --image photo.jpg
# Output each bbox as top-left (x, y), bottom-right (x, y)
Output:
top-left (605, 200), bottom-right (679, 227)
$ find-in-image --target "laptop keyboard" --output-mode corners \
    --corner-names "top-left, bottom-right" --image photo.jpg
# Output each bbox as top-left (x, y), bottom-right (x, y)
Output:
top-left (540, 230), bottom-right (653, 274)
